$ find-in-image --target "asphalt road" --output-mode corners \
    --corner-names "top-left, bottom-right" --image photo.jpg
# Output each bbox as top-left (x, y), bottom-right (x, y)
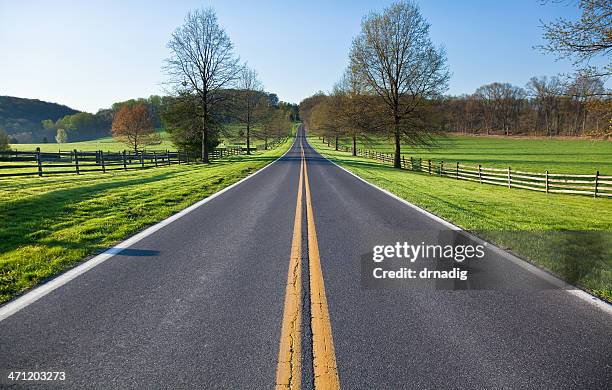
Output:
top-left (0, 126), bottom-right (610, 389)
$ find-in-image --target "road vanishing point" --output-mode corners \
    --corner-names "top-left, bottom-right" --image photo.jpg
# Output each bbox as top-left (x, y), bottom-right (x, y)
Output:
top-left (0, 127), bottom-right (610, 389)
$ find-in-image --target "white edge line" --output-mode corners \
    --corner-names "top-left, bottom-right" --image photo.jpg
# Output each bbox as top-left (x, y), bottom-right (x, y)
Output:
top-left (0, 137), bottom-right (298, 322)
top-left (304, 137), bottom-right (612, 316)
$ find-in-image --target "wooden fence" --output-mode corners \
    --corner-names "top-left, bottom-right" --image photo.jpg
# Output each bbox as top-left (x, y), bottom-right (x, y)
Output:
top-left (323, 139), bottom-right (612, 198)
top-left (0, 146), bottom-right (257, 178)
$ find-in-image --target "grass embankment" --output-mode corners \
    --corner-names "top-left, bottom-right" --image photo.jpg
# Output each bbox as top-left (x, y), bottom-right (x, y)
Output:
top-left (334, 134), bottom-right (612, 174)
top-left (0, 139), bottom-right (292, 303)
top-left (309, 136), bottom-right (612, 301)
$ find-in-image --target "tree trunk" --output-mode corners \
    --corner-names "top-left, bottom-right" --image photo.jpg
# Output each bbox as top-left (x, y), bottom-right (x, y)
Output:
top-left (352, 134), bottom-right (357, 156)
top-left (246, 123), bottom-right (251, 155)
top-left (202, 103), bottom-right (210, 164)
top-left (393, 116), bottom-right (401, 168)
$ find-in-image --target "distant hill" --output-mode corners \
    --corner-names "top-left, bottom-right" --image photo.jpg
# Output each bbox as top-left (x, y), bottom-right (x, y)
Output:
top-left (0, 96), bottom-right (80, 142)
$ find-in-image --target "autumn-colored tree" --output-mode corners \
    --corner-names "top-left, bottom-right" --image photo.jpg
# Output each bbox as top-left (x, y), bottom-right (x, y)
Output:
top-left (112, 103), bottom-right (160, 152)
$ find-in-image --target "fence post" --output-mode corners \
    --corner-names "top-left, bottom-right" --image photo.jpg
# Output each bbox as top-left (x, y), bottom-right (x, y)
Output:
top-left (456, 162), bottom-right (459, 179)
top-left (167, 150), bottom-right (170, 165)
top-left (440, 161), bottom-right (444, 176)
top-left (140, 151), bottom-right (145, 168)
top-left (36, 147), bottom-right (43, 177)
top-left (74, 149), bottom-right (80, 175)
top-left (545, 170), bottom-right (549, 193)
top-left (594, 170), bottom-right (599, 198)
top-left (402, 155), bottom-right (406, 169)
top-left (428, 160), bottom-right (432, 175)
top-left (100, 151), bottom-right (106, 173)
top-left (153, 152), bottom-right (158, 167)
top-left (478, 164), bottom-right (482, 184)
top-left (507, 167), bottom-right (512, 188)
top-left (122, 150), bottom-right (127, 171)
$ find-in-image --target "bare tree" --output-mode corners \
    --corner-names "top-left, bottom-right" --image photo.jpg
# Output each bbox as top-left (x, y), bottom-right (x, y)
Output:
top-left (527, 76), bottom-right (564, 136)
top-left (164, 8), bottom-right (242, 163)
top-left (539, 0), bottom-right (611, 79)
top-left (475, 83), bottom-right (526, 135)
top-left (234, 67), bottom-right (264, 154)
top-left (309, 96), bottom-right (344, 150)
top-left (349, 1), bottom-right (449, 168)
top-left (567, 72), bottom-right (605, 133)
top-left (257, 108), bottom-right (290, 150)
top-left (333, 70), bottom-right (381, 155)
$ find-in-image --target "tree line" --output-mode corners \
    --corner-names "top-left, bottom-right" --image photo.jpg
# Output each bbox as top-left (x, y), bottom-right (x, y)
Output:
top-left (437, 73), bottom-right (609, 137)
top-left (300, 1), bottom-right (611, 169)
top-left (33, 88), bottom-right (297, 153)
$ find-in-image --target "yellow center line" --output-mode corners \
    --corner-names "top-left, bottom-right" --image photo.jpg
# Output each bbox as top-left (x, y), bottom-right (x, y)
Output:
top-left (275, 137), bottom-right (340, 389)
top-left (275, 147), bottom-right (304, 390)
top-left (303, 140), bottom-right (341, 389)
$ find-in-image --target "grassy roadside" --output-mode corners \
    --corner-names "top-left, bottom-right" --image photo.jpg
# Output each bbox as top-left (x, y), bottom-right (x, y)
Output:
top-left (330, 134), bottom-right (612, 174)
top-left (0, 139), bottom-right (293, 303)
top-left (308, 136), bottom-right (612, 301)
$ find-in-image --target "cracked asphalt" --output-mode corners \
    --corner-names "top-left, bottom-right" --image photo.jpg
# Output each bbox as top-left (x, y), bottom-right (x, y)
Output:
top-left (0, 127), bottom-right (610, 389)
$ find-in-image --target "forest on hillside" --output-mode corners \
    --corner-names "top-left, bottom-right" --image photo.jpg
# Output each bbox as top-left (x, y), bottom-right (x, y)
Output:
top-left (1, 93), bottom-right (299, 145)
top-left (0, 96), bottom-right (79, 142)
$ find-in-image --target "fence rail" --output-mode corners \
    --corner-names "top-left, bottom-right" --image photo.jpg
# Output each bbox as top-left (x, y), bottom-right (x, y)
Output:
top-left (322, 138), bottom-right (611, 198)
top-left (0, 141), bottom-right (284, 179)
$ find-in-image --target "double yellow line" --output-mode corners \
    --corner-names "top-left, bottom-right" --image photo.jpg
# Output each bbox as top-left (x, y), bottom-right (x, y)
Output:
top-left (275, 139), bottom-right (340, 389)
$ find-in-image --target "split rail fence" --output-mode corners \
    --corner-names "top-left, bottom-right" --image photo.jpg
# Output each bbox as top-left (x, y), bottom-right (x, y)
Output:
top-left (323, 139), bottom-right (612, 198)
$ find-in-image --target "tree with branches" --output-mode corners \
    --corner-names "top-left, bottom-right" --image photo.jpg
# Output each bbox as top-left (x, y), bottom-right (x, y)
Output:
top-left (164, 7), bottom-right (242, 163)
top-left (349, 1), bottom-right (449, 168)
top-left (112, 103), bottom-right (160, 152)
top-left (233, 67), bottom-right (264, 154)
top-left (539, 0), bottom-right (611, 79)
top-left (0, 128), bottom-right (10, 151)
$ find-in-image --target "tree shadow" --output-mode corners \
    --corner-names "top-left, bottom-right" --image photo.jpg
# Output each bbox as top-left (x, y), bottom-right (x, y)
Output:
top-left (106, 248), bottom-right (160, 257)
top-left (0, 171), bottom-right (179, 254)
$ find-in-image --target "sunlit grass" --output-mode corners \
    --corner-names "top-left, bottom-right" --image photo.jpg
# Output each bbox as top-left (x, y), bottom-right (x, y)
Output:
top-left (309, 136), bottom-right (612, 301)
top-left (0, 139), bottom-right (292, 303)
top-left (330, 133), bottom-right (612, 174)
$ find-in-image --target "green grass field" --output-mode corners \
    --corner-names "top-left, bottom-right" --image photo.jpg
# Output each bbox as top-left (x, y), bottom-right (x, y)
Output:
top-left (309, 136), bottom-right (612, 301)
top-left (12, 132), bottom-right (176, 153)
top-left (0, 139), bottom-right (292, 303)
top-left (11, 124), bottom-right (287, 153)
top-left (332, 134), bottom-right (612, 174)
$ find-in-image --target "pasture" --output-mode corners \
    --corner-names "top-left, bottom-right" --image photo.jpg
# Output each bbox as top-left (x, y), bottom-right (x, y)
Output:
top-left (335, 134), bottom-right (612, 174)
top-left (309, 136), bottom-right (612, 300)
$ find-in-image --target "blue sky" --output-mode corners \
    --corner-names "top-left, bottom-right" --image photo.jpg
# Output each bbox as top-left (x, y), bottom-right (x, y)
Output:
top-left (0, 0), bottom-right (588, 113)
